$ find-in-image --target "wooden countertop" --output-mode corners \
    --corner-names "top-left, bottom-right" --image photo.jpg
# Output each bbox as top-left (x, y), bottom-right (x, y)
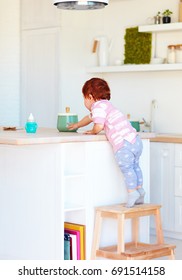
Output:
top-left (150, 133), bottom-right (182, 144)
top-left (0, 127), bottom-right (155, 145)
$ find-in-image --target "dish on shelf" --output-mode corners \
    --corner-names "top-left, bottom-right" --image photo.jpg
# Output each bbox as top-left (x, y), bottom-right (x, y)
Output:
top-left (150, 57), bottom-right (164, 64)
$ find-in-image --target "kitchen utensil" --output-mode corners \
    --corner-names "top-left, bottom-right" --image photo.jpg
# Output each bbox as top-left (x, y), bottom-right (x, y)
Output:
top-left (57, 107), bottom-right (78, 132)
top-left (92, 36), bottom-right (113, 66)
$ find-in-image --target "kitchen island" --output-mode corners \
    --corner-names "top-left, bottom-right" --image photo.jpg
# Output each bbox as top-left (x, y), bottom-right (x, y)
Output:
top-left (0, 128), bottom-right (154, 259)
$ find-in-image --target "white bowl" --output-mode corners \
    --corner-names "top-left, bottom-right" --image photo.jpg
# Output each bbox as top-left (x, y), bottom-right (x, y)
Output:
top-left (150, 57), bottom-right (164, 64)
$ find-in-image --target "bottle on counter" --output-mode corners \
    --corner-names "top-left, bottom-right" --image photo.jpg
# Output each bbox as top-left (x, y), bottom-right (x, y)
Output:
top-left (167, 45), bottom-right (176, 63)
top-left (25, 113), bottom-right (38, 133)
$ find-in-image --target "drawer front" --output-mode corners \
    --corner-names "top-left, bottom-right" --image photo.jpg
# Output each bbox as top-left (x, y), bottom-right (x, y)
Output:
top-left (175, 167), bottom-right (182, 196)
top-left (175, 144), bottom-right (182, 166)
top-left (175, 197), bottom-right (182, 232)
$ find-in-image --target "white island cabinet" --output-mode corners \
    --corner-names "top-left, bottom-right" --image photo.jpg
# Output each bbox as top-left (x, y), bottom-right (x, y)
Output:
top-left (0, 128), bottom-right (153, 260)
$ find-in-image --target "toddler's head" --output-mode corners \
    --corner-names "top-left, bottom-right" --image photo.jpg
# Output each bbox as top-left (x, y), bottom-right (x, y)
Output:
top-left (82, 78), bottom-right (110, 101)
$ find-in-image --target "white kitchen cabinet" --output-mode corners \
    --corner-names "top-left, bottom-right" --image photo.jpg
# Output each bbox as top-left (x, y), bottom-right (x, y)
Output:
top-left (150, 142), bottom-right (175, 234)
top-left (175, 197), bottom-right (182, 232)
top-left (21, 28), bottom-right (61, 127)
top-left (150, 142), bottom-right (182, 239)
top-left (21, 0), bottom-right (62, 128)
top-left (175, 144), bottom-right (182, 233)
top-left (175, 168), bottom-right (182, 197)
top-left (21, 0), bottom-right (60, 29)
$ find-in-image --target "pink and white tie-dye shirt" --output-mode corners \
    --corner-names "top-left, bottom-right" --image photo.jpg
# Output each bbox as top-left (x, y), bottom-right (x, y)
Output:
top-left (91, 100), bottom-right (137, 153)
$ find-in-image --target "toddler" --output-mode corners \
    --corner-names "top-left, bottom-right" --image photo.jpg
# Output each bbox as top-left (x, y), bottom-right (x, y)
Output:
top-left (68, 78), bottom-right (145, 207)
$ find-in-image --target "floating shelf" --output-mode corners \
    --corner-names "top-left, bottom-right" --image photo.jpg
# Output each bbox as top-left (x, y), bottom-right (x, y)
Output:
top-left (86, 64), bottom-right (182, 73)
top-left (86, 23), bottom-right (182, 74)
top-left (139, 22), bottom-right (182, 33)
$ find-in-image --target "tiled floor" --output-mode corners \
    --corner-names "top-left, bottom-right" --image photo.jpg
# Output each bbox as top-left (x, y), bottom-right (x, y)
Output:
top-left (150, 235), bottom-right (182, 260)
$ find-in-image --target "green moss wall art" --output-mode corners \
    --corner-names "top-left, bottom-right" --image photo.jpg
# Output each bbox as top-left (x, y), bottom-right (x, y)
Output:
top-left (124, 27), bottom-right (152, 64)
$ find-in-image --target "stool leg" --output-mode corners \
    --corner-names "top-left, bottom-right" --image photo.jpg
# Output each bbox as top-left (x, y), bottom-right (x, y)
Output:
top-left (168, 249), bottom-right (175, 260)
top-left (91, 210), bottom-right (102, 259)
top-left (132, 217), bottom-right (139, 246)
top-left (155, 209), bottom-right (164, 244)
top-left (117, 213), bottom-right (125, 253)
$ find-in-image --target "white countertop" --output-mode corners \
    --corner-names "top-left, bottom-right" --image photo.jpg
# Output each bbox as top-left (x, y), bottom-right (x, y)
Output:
top-left (0, 127), bottom-right (156, 145)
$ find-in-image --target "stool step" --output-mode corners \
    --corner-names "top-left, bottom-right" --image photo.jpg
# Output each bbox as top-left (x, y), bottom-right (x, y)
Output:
top-left (96, 203), bottom-right (162, 219)
top-left (96, 242), bottom-right (176, 260)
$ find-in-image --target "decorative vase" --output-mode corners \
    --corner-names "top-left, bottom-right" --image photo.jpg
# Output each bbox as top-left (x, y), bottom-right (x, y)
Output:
top-left (162, 16), bottom-right (171, 24)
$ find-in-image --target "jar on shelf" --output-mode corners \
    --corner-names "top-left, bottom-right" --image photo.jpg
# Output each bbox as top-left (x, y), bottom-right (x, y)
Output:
top-left (167, 45), bottom-right (176, 63)
top-left (175, 44), bottom-right (182, 63)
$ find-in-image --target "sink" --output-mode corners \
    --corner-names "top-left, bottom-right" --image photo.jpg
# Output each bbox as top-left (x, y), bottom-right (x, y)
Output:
top-left (139, 132), bottom-right (156, 138)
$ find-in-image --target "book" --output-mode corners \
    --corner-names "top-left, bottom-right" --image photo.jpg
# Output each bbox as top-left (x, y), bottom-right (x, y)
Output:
top-left (64, 233), bottom-right (71, 260)
top-left (69, 236), bottom-right (73, 260)
top-left (69, 233), bottom-right (77, 260)
top-left (64, 229), bottom-right (80, 260)
top-left (64, 222), bottom-right (85, 260)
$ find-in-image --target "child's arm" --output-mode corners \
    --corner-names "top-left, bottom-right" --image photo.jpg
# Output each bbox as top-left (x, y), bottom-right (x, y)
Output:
top-left (84, 123), bottom-right (104, 135)
top-left (68, 115), bottom-right (92, 130)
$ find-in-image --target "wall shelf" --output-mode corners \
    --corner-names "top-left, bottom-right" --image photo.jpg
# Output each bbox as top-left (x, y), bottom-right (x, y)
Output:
top-left (138, 22), bottom-right (182, 33)
top-left (86, 23), bottom-right (182, 74)
top-left (86, 64), bottom-right (182, 73)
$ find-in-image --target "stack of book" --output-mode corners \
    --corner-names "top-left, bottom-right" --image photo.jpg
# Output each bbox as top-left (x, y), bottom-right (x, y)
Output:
top-left (64, 222), bottom-right (86, 260)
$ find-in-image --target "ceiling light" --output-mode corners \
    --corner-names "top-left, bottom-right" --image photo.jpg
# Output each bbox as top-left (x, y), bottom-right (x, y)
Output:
top-left (53, 0), bottom-right (109, 10)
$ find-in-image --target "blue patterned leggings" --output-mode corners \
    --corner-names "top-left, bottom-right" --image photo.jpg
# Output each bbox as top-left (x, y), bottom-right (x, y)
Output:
top-left (115, 136), bottom-right (143, 191)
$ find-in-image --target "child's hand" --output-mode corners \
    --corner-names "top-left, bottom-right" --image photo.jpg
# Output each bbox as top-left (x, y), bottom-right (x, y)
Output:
top-left (67, 123), bottom-right (78, 130)
top-left (84, 124), bottom-right (103, 135)
top-left (84, 130), bottom-right (94, 134)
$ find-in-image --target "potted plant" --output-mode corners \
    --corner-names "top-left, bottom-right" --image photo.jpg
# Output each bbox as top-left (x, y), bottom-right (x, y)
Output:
top-left (154, 11), bottom-right (161, 24)
top-left (162, 9), bottom-right (173, 24)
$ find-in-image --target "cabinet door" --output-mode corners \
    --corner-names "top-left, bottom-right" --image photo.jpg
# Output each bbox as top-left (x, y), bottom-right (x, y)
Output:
top-left (150, 142), bottom-right (175, 232)
top-left (175, 168), bottom-right (182, 197)
top-left (175, 197), bottom-right (182, 232)
top-left (21, 28), bottom-right (60, 127)
top-left (175, 144), bottom-right (182, 166)
top-left (21, 0), bottom-right (60, 29)
top-left (174, 144), bottom-right (182, 232)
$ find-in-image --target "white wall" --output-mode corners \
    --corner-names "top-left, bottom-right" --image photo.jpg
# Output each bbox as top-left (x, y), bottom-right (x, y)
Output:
top-left (0, 0), bottom-right (20, 126)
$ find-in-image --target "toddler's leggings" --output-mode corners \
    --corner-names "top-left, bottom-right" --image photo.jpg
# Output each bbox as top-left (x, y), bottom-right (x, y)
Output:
top-left (115, 136), bottom-right (143, 190)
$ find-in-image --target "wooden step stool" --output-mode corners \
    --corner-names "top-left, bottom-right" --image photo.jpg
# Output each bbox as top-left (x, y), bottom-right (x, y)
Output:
top-left (91, 203), bottom-right (176, 260)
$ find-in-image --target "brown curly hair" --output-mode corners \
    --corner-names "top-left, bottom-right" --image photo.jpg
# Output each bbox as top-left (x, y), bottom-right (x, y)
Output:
top-left (82, 78), bottom-right (111, 101)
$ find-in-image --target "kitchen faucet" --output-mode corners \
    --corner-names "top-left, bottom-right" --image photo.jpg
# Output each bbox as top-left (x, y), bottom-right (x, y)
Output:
top-left (150, 99), bottom-right (157, 132)
top-left (142, 118), bottom-right (151, 131)
top-left (141, 100), bottom-right (157, 132)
